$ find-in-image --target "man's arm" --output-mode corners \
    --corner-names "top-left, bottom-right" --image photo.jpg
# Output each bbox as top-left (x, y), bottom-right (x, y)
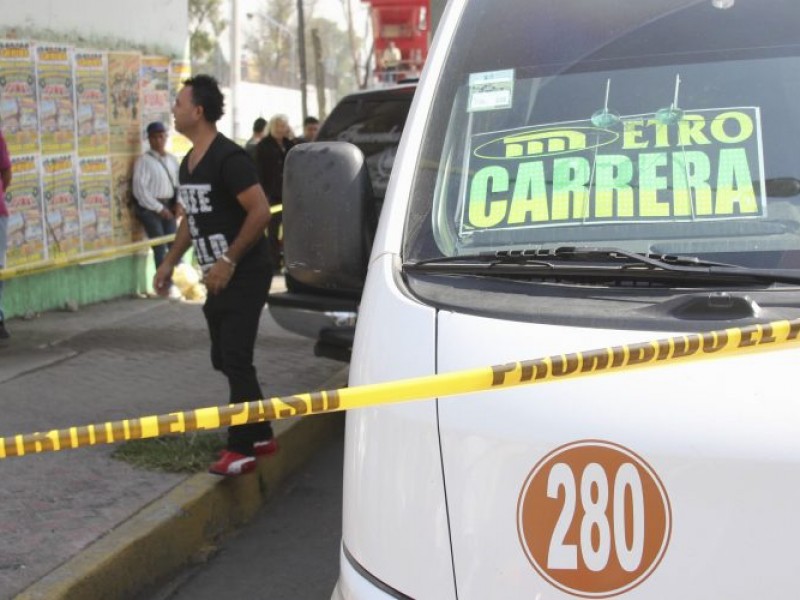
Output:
top-left (0, 133), bottom-right (11, 191)
top-left (1, 167), bottom-right (11, 192)
top-left (152, 218), bottom-right (192, 295)
top-left (224, 183), bottom-right (271, 263)
top-left (203, 183), bottom-right (271, 295)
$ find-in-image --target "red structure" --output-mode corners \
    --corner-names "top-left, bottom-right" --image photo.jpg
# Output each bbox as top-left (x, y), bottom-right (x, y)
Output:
top-left (362, 0), bottom-right (430, 85)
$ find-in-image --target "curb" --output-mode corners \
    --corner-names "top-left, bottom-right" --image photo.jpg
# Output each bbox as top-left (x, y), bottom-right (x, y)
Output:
top-left (16, 366), bottom-right (349, 600)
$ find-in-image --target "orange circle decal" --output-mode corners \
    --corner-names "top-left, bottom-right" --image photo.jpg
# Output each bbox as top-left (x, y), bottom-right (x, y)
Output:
top-left (517, 440), bottom-right (671, 598)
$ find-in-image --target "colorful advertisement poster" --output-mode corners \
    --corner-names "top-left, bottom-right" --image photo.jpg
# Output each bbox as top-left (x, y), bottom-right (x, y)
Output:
top-left (108, 52), bottom-right (141, 155)
top-left (111, 154), bottom-right (138, 243)
top-left (41, 154), bottom-right (81, 256)
top-left (78, 156), bottom-right (113, 250)
top-left (141, 56), bottom-right (171, 141)
top-left (0, 40), bottom-right (39, 155)
top-left (35, 44), bottom-right (76, 155)
top-left (168, 60), bottom-right (191, 156)
top-left (75, 50), bottom-right (110, 157)
top-left (4, 154), bottom-right (45, 265)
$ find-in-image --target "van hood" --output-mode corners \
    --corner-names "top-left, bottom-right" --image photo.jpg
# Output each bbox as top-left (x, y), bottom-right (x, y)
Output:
top-left (436, 309), bottom-right (800, 599)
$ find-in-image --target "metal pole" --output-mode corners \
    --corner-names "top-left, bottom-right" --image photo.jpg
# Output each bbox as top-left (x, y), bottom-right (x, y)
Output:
top-left (296, 0), bottom-right (308, 120)
top-left (231, 0), bottom-right (241, 140)
top-left (312, 28), bottom-right (327, 119)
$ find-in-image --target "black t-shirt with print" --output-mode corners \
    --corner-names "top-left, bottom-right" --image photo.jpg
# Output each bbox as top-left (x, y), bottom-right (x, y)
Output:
top-left (179, 133), bottom-right (270, 276)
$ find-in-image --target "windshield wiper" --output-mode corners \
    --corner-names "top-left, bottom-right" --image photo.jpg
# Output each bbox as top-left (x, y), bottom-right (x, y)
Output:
top-left (404, 246), bottom-right (800, 286)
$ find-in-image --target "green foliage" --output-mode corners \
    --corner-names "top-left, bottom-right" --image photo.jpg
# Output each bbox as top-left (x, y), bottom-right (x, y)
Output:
top-left (306, 16), bottom-right (360, 97)
top-left (112, 432), bottom-right (227, 473)
top-left (244, 0), bottom-right (298, 87)
top-left (189, 0), bottom-right (228, 65)
top-left (244, 0), bottom-right (361, 99)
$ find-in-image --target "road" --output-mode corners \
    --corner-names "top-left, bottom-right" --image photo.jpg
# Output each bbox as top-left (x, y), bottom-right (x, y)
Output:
top-left (148, 432), bottom-right (345, 600)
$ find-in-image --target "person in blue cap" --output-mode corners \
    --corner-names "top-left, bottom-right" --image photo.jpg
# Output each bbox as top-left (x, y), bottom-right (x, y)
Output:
top-left (132, 121), bottom-right (180, 271)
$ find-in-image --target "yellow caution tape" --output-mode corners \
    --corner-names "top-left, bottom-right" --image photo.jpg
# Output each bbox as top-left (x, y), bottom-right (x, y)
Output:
top-left (0, 205), bottom-right (281, 282)
top-left (0, 235), bottom-right (176, 282)
top-left (1, 318), bottom-right (799, 459)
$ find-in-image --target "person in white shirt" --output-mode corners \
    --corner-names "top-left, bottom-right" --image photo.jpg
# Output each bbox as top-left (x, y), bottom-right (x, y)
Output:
top-left (133, 121), bottom-right (180, 269)
top-left (381, 41), bottom-right (403, 82)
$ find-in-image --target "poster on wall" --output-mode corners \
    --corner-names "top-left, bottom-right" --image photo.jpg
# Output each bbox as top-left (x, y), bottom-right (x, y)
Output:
top-left (4, 154), bottom-right (45, 265)
top-left (78, 156), bottom-right (113, 250)
top-left (168, 59), bottom-right (191, 156)
top-left (110, 153), bottom-right (139, 244)
top-left (0, 40), bottom-right (40, 155)
top-left (74, 50), bottom-right (110, 157)
top-left (35, 44), bottom-right (76, 155)
top-left (108, 52), bottom-right (141, 155)
top-left (41, 153), bottom-right (81, 256)
top-left (140, 56), bottom-right (171, 140)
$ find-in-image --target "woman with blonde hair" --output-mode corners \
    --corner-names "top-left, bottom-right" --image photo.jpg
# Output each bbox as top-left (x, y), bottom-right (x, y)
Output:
top-left (255, 114), bottom-right (295, 272)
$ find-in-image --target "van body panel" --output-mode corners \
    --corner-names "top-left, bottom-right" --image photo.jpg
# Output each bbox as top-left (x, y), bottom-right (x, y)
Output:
top-left (332, 546), bottom-right (403, 600)
top-left (436, 311), bottom-right (800, 599)
top-left (343, 254), bottom-right (456, 600)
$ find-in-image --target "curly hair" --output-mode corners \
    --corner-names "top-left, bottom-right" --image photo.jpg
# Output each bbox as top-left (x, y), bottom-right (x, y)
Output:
top-left (183, 74), bottom-right (225, 123)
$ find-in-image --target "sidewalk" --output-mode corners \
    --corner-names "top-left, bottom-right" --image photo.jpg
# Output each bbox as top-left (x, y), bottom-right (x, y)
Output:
top-left (0, 284), bottom-right (344, 599)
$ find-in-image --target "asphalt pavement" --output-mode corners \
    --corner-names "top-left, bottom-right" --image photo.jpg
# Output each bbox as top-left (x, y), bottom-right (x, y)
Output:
top-left (147, 432), bottom-right (344, 600)
top-left (0, 282), bottom-right (343, 599)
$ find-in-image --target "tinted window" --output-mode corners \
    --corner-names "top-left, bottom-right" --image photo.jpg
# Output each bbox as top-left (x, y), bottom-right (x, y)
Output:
top-left (318, 92), bottom-right (413, 199)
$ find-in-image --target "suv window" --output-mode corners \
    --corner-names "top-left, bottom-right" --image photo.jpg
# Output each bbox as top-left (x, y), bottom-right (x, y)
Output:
top-left (404, 0), bottom-right (800, 272)
top-left (318, 88), bottom-right (414, 200)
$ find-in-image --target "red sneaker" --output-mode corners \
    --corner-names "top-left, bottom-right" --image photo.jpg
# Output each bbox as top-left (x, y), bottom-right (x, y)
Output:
top-left (254, 438), bottom-right (279, 457)
top-left (208, 450), bottom-right (256, 476)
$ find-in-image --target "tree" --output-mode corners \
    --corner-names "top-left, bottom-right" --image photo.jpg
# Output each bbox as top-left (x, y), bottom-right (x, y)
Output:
top-left (189, 0), bottom-right (228, 68)
top-left (340, 0), bottom-right (362, 88)
top-left (243, 1), bottom-right (361, 111)
top-left (304, 16), bottom-right (360, 99)
top-left (245, 0), bottom-right (296, 87)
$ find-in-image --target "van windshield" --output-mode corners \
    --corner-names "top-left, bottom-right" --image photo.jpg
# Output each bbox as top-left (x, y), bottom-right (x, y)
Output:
top-left (403, 0), bottom-right (800, 272)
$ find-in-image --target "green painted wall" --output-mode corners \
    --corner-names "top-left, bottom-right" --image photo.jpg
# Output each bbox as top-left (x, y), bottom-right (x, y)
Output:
top-left (3, 253), bottom-right (151, 318)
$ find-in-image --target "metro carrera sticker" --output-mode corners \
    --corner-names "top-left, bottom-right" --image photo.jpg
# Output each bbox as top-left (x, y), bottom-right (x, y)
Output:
top-left (461, 107), bottom-right (766, 235)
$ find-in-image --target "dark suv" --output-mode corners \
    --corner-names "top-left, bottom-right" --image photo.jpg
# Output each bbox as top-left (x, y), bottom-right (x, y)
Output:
top-left (269, 83), bottom-right (416, 361)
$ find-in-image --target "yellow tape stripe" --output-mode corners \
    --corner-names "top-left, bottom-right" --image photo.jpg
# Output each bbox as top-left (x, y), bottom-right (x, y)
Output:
top-left (0, 205), bottom-right (281, 282)
top-left (2, 318), bottom-right (798, 458)
top-left (0, 235), bottom-right (176, 281)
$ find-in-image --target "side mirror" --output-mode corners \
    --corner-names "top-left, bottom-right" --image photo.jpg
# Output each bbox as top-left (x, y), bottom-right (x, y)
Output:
top-left (282, 142), bottom-right (375, 295)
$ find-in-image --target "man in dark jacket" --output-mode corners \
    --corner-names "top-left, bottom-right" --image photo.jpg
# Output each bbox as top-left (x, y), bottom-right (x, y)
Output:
top-left (255, 114), bottom-right (295, 272)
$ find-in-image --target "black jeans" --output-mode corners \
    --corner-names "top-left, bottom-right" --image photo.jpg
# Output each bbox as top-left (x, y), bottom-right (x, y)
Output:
top-left (202, 270), bottom-right (273, 455)
top-left (135, 204), bottom-right (176, 269)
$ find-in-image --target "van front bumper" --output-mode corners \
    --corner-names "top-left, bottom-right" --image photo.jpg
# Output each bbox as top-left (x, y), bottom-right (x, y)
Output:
top-left (331, 544), bottom-right (412, 600)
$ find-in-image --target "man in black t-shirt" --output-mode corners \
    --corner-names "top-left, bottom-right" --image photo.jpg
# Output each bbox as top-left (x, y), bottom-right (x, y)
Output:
top-left (154, 74), bottom-right (276, 476)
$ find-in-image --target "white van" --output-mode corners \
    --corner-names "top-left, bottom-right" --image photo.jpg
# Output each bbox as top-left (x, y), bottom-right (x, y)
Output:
top-left (282, 0), bottom-right (800, 598)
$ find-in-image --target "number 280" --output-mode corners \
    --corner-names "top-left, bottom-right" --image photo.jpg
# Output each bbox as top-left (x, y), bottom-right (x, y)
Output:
top-left (547, 462), bottom-right (645, 573)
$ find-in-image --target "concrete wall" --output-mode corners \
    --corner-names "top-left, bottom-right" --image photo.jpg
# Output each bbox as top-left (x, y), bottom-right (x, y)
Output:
top-left (4, 255), bottom-right (149, 318)
top-left (1, 0), bottom-right (188, 56)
